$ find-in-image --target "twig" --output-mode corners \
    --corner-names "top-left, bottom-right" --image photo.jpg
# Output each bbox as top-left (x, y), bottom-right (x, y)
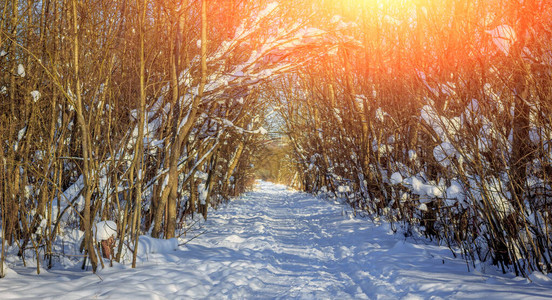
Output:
top-left (178, 230), bottom-right (208, 246)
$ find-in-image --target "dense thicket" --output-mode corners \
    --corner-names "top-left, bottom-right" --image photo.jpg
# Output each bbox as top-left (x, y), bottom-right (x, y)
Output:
top-left (276, 0), bottom-right (552, 277)
top-left (0, 0), bottom-right (337, 275)
top-left (2, 0), bottom-right (551, 279)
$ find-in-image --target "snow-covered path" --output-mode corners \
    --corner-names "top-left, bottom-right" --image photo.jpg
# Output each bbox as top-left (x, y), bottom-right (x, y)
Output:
top-left (1, 181), bottom-right (551, 299)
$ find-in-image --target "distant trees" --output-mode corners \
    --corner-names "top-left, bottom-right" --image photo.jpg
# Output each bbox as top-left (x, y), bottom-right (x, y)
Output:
top-left (277, 0), bottom-right (552, 276)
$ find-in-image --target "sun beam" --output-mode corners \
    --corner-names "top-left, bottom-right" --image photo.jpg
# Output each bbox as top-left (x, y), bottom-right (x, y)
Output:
top-left (318, 0), bottom-right (418, 21)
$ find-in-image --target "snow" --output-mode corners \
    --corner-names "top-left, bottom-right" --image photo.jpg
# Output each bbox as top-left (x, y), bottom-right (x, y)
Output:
top-left (433, 142), bottom-right (457, 167)
top-left (486, 25), bottom-right (517, 56)
top-left (445, 180), bottom-right (465, 206)
top-left (198, 182), bottom-right (208, 205)
top-left (384, 15), bottom-right (401, 26)
top-left (408, 149), bottom-right (417, 161)
top-left (74, 195), bottom-right (85, 212)
top-left (375, 107), bottom-right (386, 122)
top-left (30, 90), bottom-right (41, 102)
top-left (330, 15), bottom-right (342, 24)
top-left (257, 126), bottom-right (267, 135)
top-left (390, 172), bottom-right (403, 185)
top-left (93, 221), bottom-right (117, 241)
top-left (257, 2), bottom-right (278, 20)
top-left (421, 105), bottom-right (447, 140)
top-left (337, 185), bottom-right (350, 193)
top-left (17, 64), bottom-right (25, 77)
top-left (1, 182), bottom-right (550, 299)
top-left (483, 177), bottom-right (515, 218)
top-left (136, 236), bottom-right (178, 256)
top-left (17, 127), bottom-right (26, 141)
top-left (418, 203), bottom-right (428, 211)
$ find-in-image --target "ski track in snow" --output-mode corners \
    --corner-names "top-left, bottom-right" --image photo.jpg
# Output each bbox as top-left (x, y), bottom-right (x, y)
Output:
top-left (1, 181), bottom-right (551, 299)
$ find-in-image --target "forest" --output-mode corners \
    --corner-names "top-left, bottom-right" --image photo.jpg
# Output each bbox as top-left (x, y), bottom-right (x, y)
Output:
top-left (1, 0), bottom-right (551, 279)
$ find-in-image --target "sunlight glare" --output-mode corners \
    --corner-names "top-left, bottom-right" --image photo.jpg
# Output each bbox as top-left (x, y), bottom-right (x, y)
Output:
top-left (320, 0), bottom-right (418, 21)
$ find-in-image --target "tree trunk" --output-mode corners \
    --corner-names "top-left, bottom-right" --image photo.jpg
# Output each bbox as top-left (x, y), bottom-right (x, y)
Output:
top-left (72, 0), bottom-right (98, 273)
top-left (132, 0), bottom-right (148, 269)
top-left (223, 139), bottom-right (245, 195)
top-left (165, 0), bottom-right (208, 238)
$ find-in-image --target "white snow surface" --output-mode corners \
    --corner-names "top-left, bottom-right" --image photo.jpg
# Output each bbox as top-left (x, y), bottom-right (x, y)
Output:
top-left (93, 220), bottom-right (117, 241)
top-left (1, 181), bottom-right (551, 299)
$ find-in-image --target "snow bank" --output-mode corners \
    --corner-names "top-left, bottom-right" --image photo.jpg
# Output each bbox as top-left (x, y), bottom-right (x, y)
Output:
top-left (137, 236), bottom-right (178, 256)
